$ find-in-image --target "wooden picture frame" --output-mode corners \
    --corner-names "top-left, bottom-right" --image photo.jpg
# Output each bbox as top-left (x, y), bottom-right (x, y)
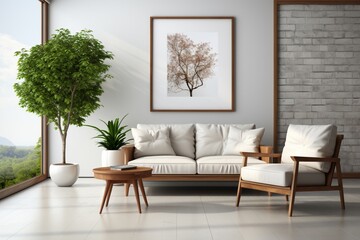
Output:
top-left (150, 16), bottom-right (235, 112)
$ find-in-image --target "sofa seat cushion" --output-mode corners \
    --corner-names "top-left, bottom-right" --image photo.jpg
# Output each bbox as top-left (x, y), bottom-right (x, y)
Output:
top-left (241, 163), bottom-right (325, 187)
top-left (129, 156), bottom-right (196, 174)
top-left (196, 156), bottom-right (266, 175)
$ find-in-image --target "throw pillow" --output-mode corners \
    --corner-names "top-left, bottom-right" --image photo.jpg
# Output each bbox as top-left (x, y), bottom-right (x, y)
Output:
top-left (222, 127), bottom-right (265, 155)
top-left (195, 123), bottom-right (255, 159)
top-left (132, 128), bottom-right (176, 158)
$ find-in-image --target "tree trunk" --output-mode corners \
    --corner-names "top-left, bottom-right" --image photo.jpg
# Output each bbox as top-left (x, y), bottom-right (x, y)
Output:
top-left (62, 134), bottom-right (67, 164)
top-left (189, 89), bottom-right (193, 97)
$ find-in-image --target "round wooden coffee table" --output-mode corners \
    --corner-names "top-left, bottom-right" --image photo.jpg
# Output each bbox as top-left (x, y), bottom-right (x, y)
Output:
top-left (93, 167), bottom-right (152, 214)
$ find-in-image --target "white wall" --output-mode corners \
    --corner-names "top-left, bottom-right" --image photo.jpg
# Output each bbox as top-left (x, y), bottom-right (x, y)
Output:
top-left (49, 0), bottom-right (274, 176)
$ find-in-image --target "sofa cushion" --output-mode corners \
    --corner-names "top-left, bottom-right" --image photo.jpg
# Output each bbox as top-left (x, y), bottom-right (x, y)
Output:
top-left (137, 124), bottom-right (195, 159)
top-left (195, 124), bottom-right (255, 159)
top-left (223, 127), bottom-right (265, 155)
top-left (131, 128), bottom-right (175, 158)
top-left (241, 163), bottom-right (325, 187)
top-left (197, 156), bottom-right (265, 174)
top-left (281, 124), bottom-right (337, 173)
top-left (130, 156), bottom-right (196, 174)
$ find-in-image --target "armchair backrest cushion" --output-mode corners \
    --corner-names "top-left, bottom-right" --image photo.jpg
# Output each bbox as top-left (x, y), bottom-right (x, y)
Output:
top-left (281, 124), bottom-right (337, 172)
top-left (137, 124), bottom-right (195, 158)
top-left (195, 124), bottom-right (255, 159)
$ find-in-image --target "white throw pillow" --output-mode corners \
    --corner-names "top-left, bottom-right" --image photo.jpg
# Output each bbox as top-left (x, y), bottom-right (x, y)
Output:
top-left (137, 124), bottom-right (195, 159)
top-left (132, 128), bottom-right (176, 158)
top-left (195, 123), bottom-right (255, 159)
top-left (222, 127), bottom-right (265, 155)
top-left (281, 124), bottom-right (337, 172)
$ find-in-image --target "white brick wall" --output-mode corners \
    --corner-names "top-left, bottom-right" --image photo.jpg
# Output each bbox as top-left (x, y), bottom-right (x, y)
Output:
top-left (278, 4), bottom-right (360, 173)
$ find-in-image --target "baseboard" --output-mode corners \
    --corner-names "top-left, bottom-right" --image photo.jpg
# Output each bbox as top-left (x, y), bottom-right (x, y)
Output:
top-left (342, 172), bottom-right (360, 179)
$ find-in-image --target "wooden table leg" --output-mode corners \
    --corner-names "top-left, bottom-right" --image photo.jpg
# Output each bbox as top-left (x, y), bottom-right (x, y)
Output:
top-left (99, 181), bottom-right (111, 214)
top-left (105, 182), bottom-right (114, 207)
top-left (125, 183), bottom-right (130, 196)
top-left (138, 178), bottom-right (148, 207)
top-left (132, 180), bottom-right (142, 213)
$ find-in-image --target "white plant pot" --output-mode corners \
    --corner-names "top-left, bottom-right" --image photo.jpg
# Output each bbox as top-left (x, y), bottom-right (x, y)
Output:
top-left (101, 150), bottom-right (123, 167)
top-left (49, 163), bottom-right (79, 187)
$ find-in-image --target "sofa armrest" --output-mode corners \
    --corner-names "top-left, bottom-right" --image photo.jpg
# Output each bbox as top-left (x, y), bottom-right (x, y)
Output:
top-left (121, 144), bottom-right (135, 164)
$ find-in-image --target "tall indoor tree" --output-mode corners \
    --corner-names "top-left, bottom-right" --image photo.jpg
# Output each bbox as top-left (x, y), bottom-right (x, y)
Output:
top-left (14, 28), bottom-right (113, 185)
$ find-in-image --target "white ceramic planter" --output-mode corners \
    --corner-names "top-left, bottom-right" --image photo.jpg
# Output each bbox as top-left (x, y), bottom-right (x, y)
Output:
top-left (49, 163), bottom-right (79, 187)
top-left (101, 150), bottom-right (123, 167)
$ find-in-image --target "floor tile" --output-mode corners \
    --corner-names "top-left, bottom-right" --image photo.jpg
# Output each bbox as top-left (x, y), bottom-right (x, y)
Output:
top-left (0, 178), bottom-right (359, 240)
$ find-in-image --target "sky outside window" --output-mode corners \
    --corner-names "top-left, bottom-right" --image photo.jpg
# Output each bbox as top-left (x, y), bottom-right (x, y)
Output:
top-left (0, 0), bottom-right (41, 146)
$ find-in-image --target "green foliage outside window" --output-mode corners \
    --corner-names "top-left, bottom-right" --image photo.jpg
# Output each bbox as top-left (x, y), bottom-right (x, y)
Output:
top-left (0, 139), bottom-right (41, 189)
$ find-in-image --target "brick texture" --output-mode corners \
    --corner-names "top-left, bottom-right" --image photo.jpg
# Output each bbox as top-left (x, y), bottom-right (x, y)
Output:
top-left (278, 5), bottom-right (360, 173)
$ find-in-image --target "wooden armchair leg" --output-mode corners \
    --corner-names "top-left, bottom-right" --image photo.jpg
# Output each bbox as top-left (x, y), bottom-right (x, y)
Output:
top-left (339, 188), bottom-right (345, 209)
top-left (288, 189), bottom-right (296, 217)
top-left (288, 161), bottom-right (299, 217)
top-left (285, 195), bottom-right (289, 202)
top-left (236, 178), bottom-right (242, 207)
top-left (336, 162), bottom-right (345, 209)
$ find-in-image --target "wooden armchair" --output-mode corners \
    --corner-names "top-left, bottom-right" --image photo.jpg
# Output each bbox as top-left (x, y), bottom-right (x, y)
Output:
top-left (236, 124), bottom-right (345, 217)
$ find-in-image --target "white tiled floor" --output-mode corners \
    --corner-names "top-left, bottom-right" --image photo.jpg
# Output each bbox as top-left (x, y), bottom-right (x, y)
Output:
top-left (0, 178), bottom-right (360, 240)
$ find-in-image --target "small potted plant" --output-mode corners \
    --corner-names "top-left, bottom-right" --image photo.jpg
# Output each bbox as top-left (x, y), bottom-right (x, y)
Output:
top-left (85, 115), bottom-right (132, 166)
top-left (14, 28), bottom-right (114, 186)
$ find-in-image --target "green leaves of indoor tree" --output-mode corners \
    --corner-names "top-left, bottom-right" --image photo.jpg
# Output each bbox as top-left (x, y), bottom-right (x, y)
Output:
top-left (85, 115), bottom-right (132, 150)
top-left (14, 28), bottom-right (114, 164)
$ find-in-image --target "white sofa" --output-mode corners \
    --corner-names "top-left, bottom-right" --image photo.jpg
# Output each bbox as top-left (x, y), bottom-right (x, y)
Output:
top-left (122, 124), bottom-right (272, 181)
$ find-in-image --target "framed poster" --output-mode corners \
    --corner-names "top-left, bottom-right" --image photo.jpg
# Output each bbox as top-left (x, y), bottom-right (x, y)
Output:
top-left (150, 16), bottom-right (235, 112)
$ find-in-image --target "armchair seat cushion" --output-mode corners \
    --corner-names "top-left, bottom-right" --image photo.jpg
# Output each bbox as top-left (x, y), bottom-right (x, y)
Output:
top-left (197, 156), bottom-right (265, 175)
top-left (129, 156), bottom-right (196, 174)
top-left (241, 163), bottom-right (325, 187)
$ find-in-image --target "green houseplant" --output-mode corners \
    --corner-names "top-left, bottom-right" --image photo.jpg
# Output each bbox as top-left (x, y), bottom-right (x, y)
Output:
top-left (14, 28), bottom-right (114, 186)
top-left (85, 115), bottom-right (132, 166)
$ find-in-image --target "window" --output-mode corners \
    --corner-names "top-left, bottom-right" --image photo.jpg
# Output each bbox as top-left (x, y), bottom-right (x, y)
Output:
top-left (0, 0), bottom-right (48, 198)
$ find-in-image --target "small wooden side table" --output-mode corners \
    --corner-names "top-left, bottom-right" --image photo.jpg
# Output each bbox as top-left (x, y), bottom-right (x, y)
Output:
top-left (93, 167), bottom-right (152, 214)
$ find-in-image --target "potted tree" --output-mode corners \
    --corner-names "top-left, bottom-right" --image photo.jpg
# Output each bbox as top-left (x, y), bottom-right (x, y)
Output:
top-left (14, 28), bottom-right (114, 187)
top-left (85, 115), bottom-right (132, 167)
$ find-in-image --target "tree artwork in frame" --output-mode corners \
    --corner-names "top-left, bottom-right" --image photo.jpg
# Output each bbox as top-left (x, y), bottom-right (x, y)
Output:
top-left (150, 17), bottom-right (235, 112)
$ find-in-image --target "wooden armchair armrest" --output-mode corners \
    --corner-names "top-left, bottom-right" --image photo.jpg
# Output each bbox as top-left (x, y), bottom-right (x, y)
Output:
top-left (120, 144), bottom-right (135, 164)
top-left (240, 152), bottom-right (282, 166)
top-left (290, 156), bottom-right (342, 188)
top-left (242, 152), bottom-right (282, 158)
top-left (291, 156), bottom-right (340, 163)
top-left (259, 145), bottom-right (273, 163)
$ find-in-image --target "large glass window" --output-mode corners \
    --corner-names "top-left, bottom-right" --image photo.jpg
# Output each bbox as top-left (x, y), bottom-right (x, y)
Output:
top-left (0, 1), bottom-right (42, 191)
